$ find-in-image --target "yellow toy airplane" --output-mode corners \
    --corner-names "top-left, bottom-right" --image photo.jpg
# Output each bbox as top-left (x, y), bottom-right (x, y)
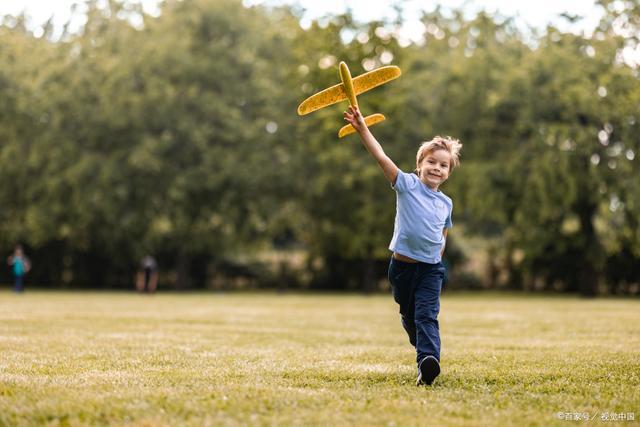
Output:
top-left (297, 61), bottom-right (401, 138)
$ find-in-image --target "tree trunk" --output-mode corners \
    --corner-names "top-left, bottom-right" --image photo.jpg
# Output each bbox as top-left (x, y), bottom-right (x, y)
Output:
top-left (362, 255), bottom-right (376, 293)
top-left (576, 170), bottom-right (600, 297)
top-left (578, 210), bottom-right (599, 297)
top-left (176, 251), bottom-right (190, 290)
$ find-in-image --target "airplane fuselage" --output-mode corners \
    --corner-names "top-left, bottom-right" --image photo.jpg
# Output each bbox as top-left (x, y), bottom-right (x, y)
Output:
top-left (339, 62), bottom-right (358, 108)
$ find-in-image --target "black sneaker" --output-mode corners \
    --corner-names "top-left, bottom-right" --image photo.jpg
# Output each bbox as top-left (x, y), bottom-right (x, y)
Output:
top-left (416, 356), bottom-right (440, 386)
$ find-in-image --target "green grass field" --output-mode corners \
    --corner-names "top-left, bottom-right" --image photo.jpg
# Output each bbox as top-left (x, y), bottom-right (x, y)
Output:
top-left (0, 291), bottom-right (638, 426)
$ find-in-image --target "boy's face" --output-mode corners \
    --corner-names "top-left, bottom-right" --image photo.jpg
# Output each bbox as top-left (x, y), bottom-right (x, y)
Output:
top-left (418, 149), bottom-right (451, 190)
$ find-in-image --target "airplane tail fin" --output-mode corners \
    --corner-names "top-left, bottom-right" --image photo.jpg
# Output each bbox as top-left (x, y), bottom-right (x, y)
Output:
top-left (338, 113), bottom-right (385, 138)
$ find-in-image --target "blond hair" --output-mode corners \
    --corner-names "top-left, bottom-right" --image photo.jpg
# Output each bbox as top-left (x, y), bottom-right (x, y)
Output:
top-left (415, 136), bottom-right (462, 173)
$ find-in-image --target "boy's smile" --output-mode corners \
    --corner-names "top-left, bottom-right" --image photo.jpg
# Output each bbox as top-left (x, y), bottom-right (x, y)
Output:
top-left (419, 150), bottom-right (451, 190)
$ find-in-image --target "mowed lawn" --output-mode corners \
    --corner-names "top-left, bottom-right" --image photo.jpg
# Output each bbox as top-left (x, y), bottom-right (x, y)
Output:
top-left (0, 291), bottom-right (638, 426)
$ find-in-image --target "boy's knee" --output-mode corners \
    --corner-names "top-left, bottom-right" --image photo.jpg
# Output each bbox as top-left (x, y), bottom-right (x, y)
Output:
top-left (414, 310), bottom-right (439, 325)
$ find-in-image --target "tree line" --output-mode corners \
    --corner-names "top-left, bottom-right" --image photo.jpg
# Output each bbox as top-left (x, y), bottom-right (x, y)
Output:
top-left (1, 0), bottom-right (638, 295)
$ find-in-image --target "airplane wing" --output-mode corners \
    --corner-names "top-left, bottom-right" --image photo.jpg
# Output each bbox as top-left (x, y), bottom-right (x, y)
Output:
top-left (297, 82), bottom-right (346, 116)
top-left (297, 66), bottom-right (401, 116)
top-left (352, 66), bottom-right (401, 96)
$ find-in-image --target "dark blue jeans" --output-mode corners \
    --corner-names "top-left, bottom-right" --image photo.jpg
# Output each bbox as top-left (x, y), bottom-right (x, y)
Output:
top-left (388, 257), bottom-right (445, 364)
top-left (14, 274), bottom-right (24, 292)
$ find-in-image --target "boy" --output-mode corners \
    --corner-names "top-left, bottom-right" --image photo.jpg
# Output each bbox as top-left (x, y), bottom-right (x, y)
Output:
top-left (344, 105), bottom-right (462, 386)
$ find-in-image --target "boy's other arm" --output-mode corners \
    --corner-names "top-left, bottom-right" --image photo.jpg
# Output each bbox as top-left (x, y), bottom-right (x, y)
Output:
top-left (343, 106), bottom-right (398, 185)
top-left (441, 229), bottom-right (448, 257)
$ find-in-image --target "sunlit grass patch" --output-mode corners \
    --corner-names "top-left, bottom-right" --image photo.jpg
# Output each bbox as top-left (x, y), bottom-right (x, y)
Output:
top-left (0, 291), bottom-right (638, 426)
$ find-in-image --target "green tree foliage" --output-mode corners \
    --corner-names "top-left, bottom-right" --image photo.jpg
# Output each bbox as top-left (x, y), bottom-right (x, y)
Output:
top-left (0, 1), bottom-right (638, 294)
top-left (1, 0), bottom-right (299, 287)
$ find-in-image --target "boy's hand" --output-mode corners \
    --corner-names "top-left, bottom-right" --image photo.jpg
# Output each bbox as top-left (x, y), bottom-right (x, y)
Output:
top-left (343, 105), bottom-right (366, 133)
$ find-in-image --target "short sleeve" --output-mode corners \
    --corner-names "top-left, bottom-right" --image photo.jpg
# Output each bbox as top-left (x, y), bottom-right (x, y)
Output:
top-left (445, 203), bottom-right (453, 229)
top-left (391, 170), bottom-right (415, 193)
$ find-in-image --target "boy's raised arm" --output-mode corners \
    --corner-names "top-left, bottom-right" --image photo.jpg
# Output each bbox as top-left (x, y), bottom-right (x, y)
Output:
top-left (343, 106), bottom-right (398, 185)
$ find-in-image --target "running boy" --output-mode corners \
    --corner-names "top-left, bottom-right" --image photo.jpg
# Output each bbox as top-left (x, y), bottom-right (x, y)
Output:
top-left (344, 105), bottom-right (461, 386)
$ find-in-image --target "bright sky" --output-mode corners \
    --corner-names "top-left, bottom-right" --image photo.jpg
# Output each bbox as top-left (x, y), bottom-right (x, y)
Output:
top-left (251, 0), bottom-right (604, 34)
top-left (1, 0), bottom-right (605, 38)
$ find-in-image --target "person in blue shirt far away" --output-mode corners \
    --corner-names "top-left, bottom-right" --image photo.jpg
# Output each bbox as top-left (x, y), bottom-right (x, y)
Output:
top-left (344, 105), bottom-right (462, 386)
top-left (7, 244), bottom-right (31, 293)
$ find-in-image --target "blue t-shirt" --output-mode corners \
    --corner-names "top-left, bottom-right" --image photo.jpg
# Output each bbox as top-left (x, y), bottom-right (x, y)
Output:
top-left (389, 170), bottom-right (453, 264)
top-left (13, 257), bottom-right (25, 276)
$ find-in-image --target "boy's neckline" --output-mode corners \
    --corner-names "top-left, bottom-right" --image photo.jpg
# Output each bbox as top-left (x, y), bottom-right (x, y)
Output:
top-left (420, 180), bottom-right (440, 192)
top-left (413, 171), bottom-right (442, 192)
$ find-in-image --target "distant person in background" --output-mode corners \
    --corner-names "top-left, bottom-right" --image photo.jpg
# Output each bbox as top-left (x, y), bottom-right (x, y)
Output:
top-left (7, 245), bottom-right (30, 293)
top-left (136, 255), bottom-right (158, 293)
